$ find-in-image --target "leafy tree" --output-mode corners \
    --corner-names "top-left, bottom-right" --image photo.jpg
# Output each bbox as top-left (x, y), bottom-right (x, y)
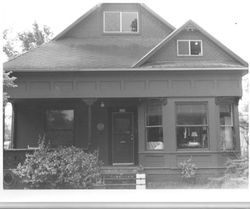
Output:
top-left (18, 22), bottom-right (53, 52)
top-left (3, 71), bottom-right (16, 106)
top-left (3, 22), bottom-right (53, 105)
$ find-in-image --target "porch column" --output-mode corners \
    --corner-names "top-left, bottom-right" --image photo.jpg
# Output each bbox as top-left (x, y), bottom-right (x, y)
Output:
top-left (82, 99), bottom-right (97, 148)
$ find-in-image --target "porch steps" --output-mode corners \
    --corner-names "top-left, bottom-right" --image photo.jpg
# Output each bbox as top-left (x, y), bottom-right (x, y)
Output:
top-left (95, 166), bottom-right (140, 189)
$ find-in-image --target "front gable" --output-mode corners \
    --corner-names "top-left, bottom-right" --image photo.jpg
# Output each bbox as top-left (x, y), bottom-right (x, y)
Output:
top-left (55, 3), bottom-right (175, 40)
top-left (134, 20), bottom-right (248, 68)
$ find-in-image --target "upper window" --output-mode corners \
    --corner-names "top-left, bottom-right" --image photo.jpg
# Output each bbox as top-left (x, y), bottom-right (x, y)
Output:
top-left (177, 40), bottom-right (202, 56)
top-left (219, 104), bottom-right (234, 150)
top-left (104, 11), bottom-right (138, 33)
top-left (176, 103), bottom-right (208, 149)
top-left (145, 100), bottom-right (164, 150)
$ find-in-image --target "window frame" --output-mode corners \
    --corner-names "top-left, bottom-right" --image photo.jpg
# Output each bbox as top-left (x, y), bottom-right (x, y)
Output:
top-left (175, 102), bottom-right (209, 150)
top-left (177, 40), bottom-right (203, 56)
top-left (145, 100), bottom-right (164, 151)
top-left (103, 11), bottom-right (139, 34)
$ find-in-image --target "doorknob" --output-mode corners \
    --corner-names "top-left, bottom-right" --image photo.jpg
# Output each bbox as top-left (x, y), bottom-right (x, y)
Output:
top-left (130, 135), bottom-right (134, 141)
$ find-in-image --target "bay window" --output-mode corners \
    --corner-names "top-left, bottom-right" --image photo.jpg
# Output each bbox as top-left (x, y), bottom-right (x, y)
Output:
top-left (176, 103), bottom-right (208, 149)
top-left (145, 100), bottom-right (164, 150)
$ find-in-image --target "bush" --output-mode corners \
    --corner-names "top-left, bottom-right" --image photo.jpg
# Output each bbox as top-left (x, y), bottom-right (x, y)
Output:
top-left (222, 156), bottom-right (248, 188)
top-left (13, 141), bottom-right (102, 189)
top-left (179, 157), bottom-right (197, 181)
top-left (208, 155), bottom-right (248, 188)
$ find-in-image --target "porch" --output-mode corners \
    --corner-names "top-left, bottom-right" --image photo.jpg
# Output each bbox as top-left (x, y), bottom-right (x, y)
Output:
top-left (5, 98), bottom-right (143, 166)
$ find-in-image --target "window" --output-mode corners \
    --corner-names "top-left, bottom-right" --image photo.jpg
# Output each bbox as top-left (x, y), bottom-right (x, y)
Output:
top-left (104, 11), bottom-right (138, 33)
top-left (46, 109), bottom-right (74, 147)
top-left (176, 103), bottom-right (208, 149)
top-left (219, 104), bottom-right (234, 150)
top-left (47, 110), bottom-right (74, 130)
top-left (145, 100), bottom-right (164, 150)
top-left (177, 40), bottom-right (202, 56)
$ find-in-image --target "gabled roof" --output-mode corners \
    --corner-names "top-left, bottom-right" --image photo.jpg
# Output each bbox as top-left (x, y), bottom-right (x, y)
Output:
top-left (3, 3), bottom-right (175, 71)
top-left (133, 20), bottom-right (248, 68)
top-left (3, 37), bottom-right (163, 70)
top-left (52, 4), bottom-right (101, 41)
top-left (53, 3), bottom-right (175, 41)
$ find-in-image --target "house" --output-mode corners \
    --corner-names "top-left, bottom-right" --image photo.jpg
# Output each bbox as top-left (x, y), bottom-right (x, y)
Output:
top-left (3, 3), bottom-right (248, 187)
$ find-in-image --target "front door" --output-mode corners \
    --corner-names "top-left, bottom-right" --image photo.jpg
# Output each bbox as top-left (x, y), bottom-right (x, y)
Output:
top-left (112, 112), bottom-right (134, 165)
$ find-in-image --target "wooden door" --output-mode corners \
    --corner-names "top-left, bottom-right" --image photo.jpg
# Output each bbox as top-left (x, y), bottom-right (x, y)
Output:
top-left (112, 112), bottom-right (134, 165)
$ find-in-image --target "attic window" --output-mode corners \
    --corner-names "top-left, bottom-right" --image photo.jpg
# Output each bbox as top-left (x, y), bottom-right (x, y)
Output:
top-left (104, 11), bottom-right (138, 33)
top-left (177, 40), bottom-right (202, 56)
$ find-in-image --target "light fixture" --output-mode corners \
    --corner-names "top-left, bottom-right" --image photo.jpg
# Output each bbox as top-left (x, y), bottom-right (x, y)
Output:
top-left (100, 101), bottom-right (105, 108)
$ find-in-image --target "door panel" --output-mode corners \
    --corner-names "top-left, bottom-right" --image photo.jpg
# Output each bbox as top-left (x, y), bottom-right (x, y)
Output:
top-left (112, 112), bottom-right (134, 164)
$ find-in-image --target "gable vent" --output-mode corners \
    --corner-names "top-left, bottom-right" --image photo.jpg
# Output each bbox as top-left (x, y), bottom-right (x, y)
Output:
top-left (184, 24), bottom-right (197, 31)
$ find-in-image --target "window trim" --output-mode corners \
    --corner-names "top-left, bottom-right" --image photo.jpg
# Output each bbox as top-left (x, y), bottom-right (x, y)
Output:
top-left (103, 11), bottom-right (139, 33)
top-left (175, 102), bottom-right (209, 150)
top-left (145, 100), bottom-right (164, 151)
top-left (177, 40), bottom-right (203, 56)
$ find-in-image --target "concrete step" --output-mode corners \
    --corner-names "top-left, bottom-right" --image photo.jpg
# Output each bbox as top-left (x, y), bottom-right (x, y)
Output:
top-left (97, 166), bottom-right (140, 189)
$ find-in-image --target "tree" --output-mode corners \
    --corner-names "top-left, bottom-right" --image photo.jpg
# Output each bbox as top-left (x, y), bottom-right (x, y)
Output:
top-left (3, 22), bottom-right (53, 105)
top-left (18, 22), bottom-right (53, 52)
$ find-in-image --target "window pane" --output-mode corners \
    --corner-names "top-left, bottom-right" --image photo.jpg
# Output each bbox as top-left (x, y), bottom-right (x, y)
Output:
top-left (220, 126), bottom-right (234, 150)
top-left (122, 12), bottom-right (138, 32)
top-left (177, 126), bottom-right (208, 149)
top-left (47, 110), bottom-right (74, 130)
top-left (219, 104), bottom-right (232, 126)
top-left (104, 12), bottom-right (120, 32)
top-left (146, 101), bottom-right (162, 126)
top-left (146, 127), bottom-right (164, 150)
top-left (190, 41), bottom-right (202, 55)
top-left (176, 104), bottom-right (207, 125)
top-left (178, 41), bottom-right (189, 55)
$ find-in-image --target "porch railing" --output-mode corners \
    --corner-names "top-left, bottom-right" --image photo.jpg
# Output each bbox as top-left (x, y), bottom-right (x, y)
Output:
top-left (3, 149), bottom-right (36, 169)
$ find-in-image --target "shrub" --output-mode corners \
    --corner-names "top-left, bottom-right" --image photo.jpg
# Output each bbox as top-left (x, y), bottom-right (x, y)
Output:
top-left (222, 156), bottom-right (248, 188)
top-left (208, 155), bottom-right (248, 188)
top-left (179, 157), bottom-right (197, 180)
top-left (13, 141), bottom-right (102, 189)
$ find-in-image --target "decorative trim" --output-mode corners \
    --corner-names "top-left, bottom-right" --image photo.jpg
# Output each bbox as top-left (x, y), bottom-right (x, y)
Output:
top-left (215, 96), bottom-right (238, 105)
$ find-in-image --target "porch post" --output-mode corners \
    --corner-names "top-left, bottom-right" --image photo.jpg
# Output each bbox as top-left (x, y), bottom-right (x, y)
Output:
top-left (3, 104), bottom-right (5, 147)
top-left (10, 102), bottom-right (16, 149)
top-left (82, 99), bottom-right (96, 148)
